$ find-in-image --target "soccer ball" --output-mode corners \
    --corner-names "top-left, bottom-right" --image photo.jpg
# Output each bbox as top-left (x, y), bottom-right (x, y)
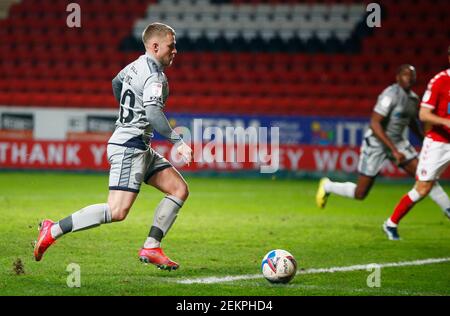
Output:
top-left (261, 249), bottom-right (297, 284)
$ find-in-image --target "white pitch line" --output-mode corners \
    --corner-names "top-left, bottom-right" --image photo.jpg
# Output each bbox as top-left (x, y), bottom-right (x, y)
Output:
top-left (176, 257), bottom-right (450, 284)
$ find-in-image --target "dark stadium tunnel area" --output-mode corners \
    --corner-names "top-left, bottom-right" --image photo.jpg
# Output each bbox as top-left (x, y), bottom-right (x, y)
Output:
top-left (119, 31), bottom-right (368, 54)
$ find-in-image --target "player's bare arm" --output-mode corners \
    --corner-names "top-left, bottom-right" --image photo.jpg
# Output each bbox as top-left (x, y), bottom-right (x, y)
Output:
top-left (419, 107), bottom-right (450, 128)
top-left (370, 111), bottom-right (405, 164)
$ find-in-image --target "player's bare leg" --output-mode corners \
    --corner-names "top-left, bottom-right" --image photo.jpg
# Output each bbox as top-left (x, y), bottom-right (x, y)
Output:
top-left (384, 156), bottom-right (450, 239)
top-left (383, 179), bottom-right (435, 240)
top-left (317, 174), bottom-right (376, 208)
top-left (399, 159), bottom-right (450, 218)
top-left (399, 158), bottom-right (418, 176)
top-left (107, 190), bottom-right (139, 222)
top-left (354, 174), bottom-right (376, 200)
top-left (138, 167), bottom-right (189, 270)
top-left (381, 160), bottom-right (418, 240)
top-left (34, 190), bottom-right (137, 261)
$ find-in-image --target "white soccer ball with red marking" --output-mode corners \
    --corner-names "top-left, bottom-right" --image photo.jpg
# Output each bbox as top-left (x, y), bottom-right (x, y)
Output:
top-left (261, 249), bottom-right (297, 284)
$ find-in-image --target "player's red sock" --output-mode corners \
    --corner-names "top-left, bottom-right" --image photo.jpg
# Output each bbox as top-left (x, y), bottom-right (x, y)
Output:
top-left (390, 195), bottom-right (414, 224)
top-left (390, 189), bottom-right (421, 225)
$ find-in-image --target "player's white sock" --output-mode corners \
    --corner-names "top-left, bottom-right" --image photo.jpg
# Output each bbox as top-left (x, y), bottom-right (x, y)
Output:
top-left (144, 237), bottom-right (160, 249)
top-left (324, 181), bottom-right (357, 199)
top-left (50, 223), bottom-right (63, 238)
top-left (408, 188), bottom-right (422, 202)
top-left (429, 182), bottom-right (450, 212)
top-left (386, 218), bottom-right (397, 228)
top-left (51, 203), bottom-right (112, 239)
top-left (144, 195), bottom-right (184, 249)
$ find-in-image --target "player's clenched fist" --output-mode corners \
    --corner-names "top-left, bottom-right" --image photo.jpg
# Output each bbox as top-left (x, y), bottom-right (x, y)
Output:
top-left (177, 142), bottom-right (193, 165)
top-left (392, 150), bottom-right (406, 165)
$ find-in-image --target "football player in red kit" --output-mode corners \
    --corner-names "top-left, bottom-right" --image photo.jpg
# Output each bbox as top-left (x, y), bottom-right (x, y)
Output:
top-left (383, 46), bottom-right (450, 240)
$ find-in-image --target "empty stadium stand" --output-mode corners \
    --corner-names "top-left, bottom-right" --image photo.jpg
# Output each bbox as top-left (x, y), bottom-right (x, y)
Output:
top-left (0, 0), bottom-right (448, 117)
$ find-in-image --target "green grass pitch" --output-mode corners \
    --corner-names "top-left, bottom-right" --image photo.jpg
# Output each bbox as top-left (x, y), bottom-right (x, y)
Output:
top-left (0, 172), bottom-right (449, 296)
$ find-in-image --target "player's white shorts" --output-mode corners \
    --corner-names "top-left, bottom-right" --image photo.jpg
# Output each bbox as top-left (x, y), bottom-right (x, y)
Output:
top-left (107, 144), bottom-right (172, 193)
top-left (358, 138), bottom-right (417, 177)
top-left (416, 137), bottom-right (450, 181)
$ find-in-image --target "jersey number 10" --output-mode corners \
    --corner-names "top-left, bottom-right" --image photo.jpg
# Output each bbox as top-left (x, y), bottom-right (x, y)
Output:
top-left (119, 89), bottom-right (136, 124)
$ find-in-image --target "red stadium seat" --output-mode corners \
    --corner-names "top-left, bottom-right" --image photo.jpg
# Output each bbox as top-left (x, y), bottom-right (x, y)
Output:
top-left (0, 94), bottom-right (13, 106)
top-left (0, 0), bottom-right (444, 118)
top-left (47, 94), bottom-right (68, 107)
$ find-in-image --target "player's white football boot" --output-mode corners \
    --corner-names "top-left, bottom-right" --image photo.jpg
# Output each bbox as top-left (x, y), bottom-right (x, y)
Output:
top-left (382, 221), bottom-right (401, 240)
top-left (444, 208), bottom-right (450, 220)
top-left (316, 177), bottom-right (330, 209)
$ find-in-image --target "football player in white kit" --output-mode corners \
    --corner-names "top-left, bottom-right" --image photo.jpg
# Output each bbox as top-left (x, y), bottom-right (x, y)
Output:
top-left (34, 23), bottom-right (192, 270)
top-left (315, 65), bottom-right (450, 233)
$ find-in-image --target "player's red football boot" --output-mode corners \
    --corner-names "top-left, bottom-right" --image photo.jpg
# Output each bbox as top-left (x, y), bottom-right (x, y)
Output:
top-left (34, 220), bottom-right (56, 261)
top-left (138, 247), bottom-right (179, 271)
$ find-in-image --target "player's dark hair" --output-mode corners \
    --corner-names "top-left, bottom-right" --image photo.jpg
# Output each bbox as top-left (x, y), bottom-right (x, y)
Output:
top-left (397, 64), bottom-right (415, 75)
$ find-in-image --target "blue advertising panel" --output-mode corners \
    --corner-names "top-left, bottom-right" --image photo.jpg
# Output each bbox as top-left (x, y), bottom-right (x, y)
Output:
top-left (162, 113), bottom-right (422, 147)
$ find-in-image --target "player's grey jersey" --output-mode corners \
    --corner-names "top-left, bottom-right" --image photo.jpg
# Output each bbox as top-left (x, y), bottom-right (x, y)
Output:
top-left (364, 84), bottom-right (419, 145)
top-left (108, 53), bottom-right (170, 149)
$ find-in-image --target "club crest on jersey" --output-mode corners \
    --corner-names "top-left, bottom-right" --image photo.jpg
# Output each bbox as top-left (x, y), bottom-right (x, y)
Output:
top-left (150, 82), bottom-right (163, 97)
top-left (380, 96), bottom-right (392, 110)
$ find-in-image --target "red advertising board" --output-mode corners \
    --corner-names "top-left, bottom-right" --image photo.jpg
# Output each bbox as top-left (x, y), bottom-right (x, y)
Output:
top-left (1, 139), bottom-right (449, 179)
